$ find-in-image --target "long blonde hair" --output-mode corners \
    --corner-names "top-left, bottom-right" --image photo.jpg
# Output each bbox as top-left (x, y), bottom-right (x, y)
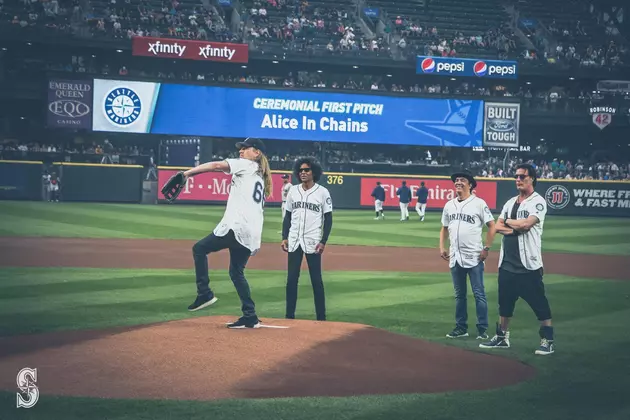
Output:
top-left (256, 153), bottom-right (273, 198)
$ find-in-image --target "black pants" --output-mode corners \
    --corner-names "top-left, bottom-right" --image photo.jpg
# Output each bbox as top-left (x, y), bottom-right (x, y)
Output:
top-left (286, 245), bottom-right (326, 321)
top-left (498, 268), bottom-right (552, 321)
top-left (192, 230), bottom-right (256, 318)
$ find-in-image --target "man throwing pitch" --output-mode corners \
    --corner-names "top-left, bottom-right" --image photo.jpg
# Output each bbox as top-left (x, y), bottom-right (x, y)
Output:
top-left (479, 164), bottom-right (555, 355)
top-left (440, 170), bottom-right (496, 340)
top-left (282, 157), bottom-right (333, 321)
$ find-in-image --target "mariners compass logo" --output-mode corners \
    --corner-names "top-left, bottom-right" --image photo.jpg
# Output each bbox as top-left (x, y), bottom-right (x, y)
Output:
top-left (104, 87), bottom-right (142, 126)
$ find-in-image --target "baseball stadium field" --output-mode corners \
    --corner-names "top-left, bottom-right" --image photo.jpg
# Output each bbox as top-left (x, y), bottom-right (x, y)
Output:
top-left (0, 200), bottom-right (629, 420)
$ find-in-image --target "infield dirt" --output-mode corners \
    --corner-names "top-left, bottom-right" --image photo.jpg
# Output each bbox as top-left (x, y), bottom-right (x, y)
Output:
top-left (0, 237), bottom-right (626, 280)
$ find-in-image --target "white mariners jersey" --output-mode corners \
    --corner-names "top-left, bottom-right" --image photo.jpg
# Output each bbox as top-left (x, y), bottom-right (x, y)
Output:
top-left (498, 192), bottom-right (547, 271)
top-left (285, 183), bottom-right (333, 254)
top-left (282, 182), bottom-right (292, 202)
top-left (441, 194), bottom-right (495, 269)
top-left (213, 158), bottom-right (265, 255)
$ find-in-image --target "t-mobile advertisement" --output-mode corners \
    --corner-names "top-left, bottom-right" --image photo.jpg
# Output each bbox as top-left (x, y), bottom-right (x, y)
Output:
top-left (360, 177), bottom-right (498, 210)
top-left (158, 170), bottom-right (287, 203)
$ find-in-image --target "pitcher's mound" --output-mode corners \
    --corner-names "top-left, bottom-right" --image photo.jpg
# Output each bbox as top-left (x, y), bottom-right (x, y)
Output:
top-left (0, 316), bottom-right (536, 401)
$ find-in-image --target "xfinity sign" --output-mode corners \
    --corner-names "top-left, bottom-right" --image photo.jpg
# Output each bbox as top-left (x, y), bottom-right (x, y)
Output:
top-left (416, 56), bottom-right (518, 79)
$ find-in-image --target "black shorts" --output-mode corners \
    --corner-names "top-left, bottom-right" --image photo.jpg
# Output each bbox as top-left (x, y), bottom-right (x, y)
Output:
top-left (498, 268), bottom-right (552, 321)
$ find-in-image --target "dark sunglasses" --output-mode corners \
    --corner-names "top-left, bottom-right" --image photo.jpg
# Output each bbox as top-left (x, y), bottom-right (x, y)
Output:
top-left (299, 168), bottom-right (311, 173)
top-left (515, 174), bottom-right (528, 180)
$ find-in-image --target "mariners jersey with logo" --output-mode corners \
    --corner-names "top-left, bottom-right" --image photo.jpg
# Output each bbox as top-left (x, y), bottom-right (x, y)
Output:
top-left (282, 182), bottom-right (292, 202)
top-left (213, 158), bottom-right (265, 255)
top-left (285, 183), bottom-right (333, 254)
top-left (441, 195), bottom-right (495, 269)
top-left (498, 192), bottom-right (547, 270)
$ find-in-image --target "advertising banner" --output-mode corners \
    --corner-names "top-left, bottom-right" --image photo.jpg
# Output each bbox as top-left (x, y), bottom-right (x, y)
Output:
top-left (541, 181), bottom-right (630, 216)
top-left (131, 36), bottom-right (249, 63)
top-left (157, 170), bottom-right (287, 203)
top-left (47, 79), bottom-right (93, 129)
top-left (92, 79), bottom-right (484, 147)
top-left (359, 177), bottom-right (498, 210)
top-left (416, 56), bottom-right (518, 79)
top-left (483, 102), bottom-right (520, 148)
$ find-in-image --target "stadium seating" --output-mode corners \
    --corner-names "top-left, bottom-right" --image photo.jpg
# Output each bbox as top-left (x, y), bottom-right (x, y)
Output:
top-left (241, 0), bottom-right (390, 59)
top-left (365, 0), bottom-right (521, 60)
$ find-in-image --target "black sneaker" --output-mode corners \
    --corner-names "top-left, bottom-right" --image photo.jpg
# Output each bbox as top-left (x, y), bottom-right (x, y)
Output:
top-left (226, 316), bottom-right (261, 329)
top-left (446, 328), bottom-right (469, 338)
top-left (479, 331), bottom-right (510, 349)
top-left (187, 294), bottom-right (218, 312)
top-left (476, 329), bottom-right (489, 340)
top-left (535, 338), bottom-right (555, 355)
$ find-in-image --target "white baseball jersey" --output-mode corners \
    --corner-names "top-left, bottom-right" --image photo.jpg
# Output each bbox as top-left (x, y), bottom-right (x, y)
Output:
top-left (282, 182), bottom-right (292, 202)
top-left (213, 158), bottom-right (265, 255)
top-left (497, 192), bottom-right (547, 271)
top-left (285, 183), bottom-right (333, 254)
top-left (441, 194), bottom-right (495, 269)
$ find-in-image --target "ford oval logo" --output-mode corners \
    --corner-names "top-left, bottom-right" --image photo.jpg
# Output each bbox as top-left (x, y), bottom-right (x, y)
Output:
top-left (48, 100), bottom-right (91, 118)
top-left (489, 120), bottom-right (514, 132)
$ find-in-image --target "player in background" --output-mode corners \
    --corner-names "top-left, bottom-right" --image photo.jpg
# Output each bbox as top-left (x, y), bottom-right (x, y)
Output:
top-left (415, 181), bottom-right (429, 221)
top-left (183, 137), bottom-right (271, 329)
top-left (281, 174), bottom-right (292, 216)
top-left (281, 157), bottom-right (333, 321)
top-left (397, 181), bottom-right (411, 221)
top-left (278, 174), bottom-right (292, 233)
top-left (440, 170), bottom-right (496, 340)
top-left (371, 181), bottom-right (385, 220)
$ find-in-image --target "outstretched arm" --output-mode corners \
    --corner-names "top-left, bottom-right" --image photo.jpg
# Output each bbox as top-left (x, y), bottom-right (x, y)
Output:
top-left (184, 160), bottom-right (230, 177)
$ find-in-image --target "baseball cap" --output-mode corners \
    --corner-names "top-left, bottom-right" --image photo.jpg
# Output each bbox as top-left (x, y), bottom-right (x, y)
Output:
top-left (450, 169), bottom-right (477, 189)
top-left (235, 137), bottom-right (266, 154)
top-left (282, 174), bottom-right (289, 179)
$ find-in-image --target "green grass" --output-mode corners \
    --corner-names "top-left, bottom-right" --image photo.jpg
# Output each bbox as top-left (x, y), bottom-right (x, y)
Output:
top-left (1, 201), bottom-right (630, 255)
top-left (1, 267), bottom-right (630, 420)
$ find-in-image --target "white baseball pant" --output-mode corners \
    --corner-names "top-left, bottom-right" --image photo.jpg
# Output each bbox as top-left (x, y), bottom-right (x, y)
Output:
top-left (374, 200), bottom-right (383, 212)
top-left (416, 202), bottom-right (426, 217)
top-left (399, 202), bottom-right (409, 220)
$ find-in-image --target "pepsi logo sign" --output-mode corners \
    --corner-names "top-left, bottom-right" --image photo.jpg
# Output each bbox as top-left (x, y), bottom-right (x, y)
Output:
top-left (473, 61), bottom-right (488, 77)
top-left (421, 58), bottom-right (436, 73)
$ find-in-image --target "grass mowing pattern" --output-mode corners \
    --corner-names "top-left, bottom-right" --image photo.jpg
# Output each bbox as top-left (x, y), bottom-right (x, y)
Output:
top-left (1, 267), bottom-right (630, 420)
top-left (1, 201), bottom-right (630, 255)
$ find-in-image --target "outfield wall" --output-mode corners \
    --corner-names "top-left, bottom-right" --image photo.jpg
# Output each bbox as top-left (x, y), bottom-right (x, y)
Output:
top-left (0, 160), bottom-right (45, 201)
top-left (158, 167), bottom-right (630, 217)
top-left (1, 160), bottom-right (629, 217)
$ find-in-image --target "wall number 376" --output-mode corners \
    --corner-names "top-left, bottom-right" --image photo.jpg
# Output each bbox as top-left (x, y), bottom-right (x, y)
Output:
top-left (327, 175), bottom-right (344, 185)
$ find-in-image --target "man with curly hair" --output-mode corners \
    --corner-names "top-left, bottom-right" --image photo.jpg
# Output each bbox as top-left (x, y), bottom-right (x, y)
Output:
top-left (281, 157), bottom-right (333, 321)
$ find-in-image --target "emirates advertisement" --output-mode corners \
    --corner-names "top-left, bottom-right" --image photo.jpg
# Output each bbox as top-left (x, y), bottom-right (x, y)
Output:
top-left (158, 170), bottom-right (285, 203)
top-left (132, 36), bottom-right (249, 63)
top-left (360, 177), bottom-right (497, 210)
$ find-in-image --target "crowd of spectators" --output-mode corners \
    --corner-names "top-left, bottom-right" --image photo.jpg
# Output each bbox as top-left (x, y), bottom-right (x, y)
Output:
top-left (0, 138), bottom-right (154, 165)
top-left (84, 0), bottom-right (241, 43)
top-left (393, 18), bottom-right (520, 61)
top-left (470, 156), bottom-right (630, 181)
top-left (2, 0), bottom-right (81, 34)
top-left (245, 0), bottom-right (389, 56)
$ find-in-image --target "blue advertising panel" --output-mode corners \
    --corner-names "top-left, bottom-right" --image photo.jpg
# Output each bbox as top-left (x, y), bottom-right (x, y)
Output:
top-left (91, 79), bottom-right (484, 147)
top-left (416, 56), bottom-right (518, 79)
